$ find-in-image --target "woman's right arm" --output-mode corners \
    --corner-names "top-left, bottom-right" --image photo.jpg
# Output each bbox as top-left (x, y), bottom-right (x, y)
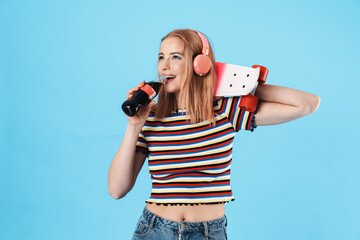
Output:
top-left (108, 124), bottom-right (147, 199)
top-left (108, 81), bottom-right (154, 199)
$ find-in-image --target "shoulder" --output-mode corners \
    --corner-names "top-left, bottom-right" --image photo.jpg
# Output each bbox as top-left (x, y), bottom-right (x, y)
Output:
top-left (143, 111), bottom-right (178, 127)
top-left (213, 96), bottom-right (241, 113)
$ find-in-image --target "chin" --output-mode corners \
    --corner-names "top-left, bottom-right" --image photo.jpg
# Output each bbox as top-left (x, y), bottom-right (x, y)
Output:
top-left (164, 88), bottom-right (176, 94)
top-left (164, 86), bottom-right (179, 94)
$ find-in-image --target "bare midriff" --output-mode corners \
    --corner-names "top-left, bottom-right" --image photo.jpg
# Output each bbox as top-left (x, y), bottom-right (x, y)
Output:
top-left (145, 203), bottom-right (225, 222)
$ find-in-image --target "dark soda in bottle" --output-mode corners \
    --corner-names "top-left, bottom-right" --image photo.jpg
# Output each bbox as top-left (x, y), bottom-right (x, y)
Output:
top-left (122, 81), bottom-right (163, 117)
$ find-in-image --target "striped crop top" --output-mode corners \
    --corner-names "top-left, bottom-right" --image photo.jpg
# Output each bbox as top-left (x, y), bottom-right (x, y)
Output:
top-left (136, 97), bottom-right (256, 205)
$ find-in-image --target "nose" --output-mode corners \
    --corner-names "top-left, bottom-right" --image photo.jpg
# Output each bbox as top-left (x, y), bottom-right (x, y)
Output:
top-left (160, 57), bottom-right (170, 71)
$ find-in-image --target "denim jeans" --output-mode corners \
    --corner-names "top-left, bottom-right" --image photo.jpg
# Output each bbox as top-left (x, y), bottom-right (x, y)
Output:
top-left (132, 207), bottom-right (228, 240)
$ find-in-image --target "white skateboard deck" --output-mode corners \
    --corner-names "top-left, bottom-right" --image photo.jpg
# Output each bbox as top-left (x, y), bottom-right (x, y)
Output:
top-left (215, 62), bottom-right (260, 97)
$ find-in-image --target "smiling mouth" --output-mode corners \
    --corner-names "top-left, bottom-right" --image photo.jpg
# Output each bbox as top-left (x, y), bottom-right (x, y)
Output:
top-left (163, 75), bottom-right (176, 83)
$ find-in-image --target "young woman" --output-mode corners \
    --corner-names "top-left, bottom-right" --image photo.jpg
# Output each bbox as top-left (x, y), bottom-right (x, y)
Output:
top-left (108, 29), bottom-right (320, 240)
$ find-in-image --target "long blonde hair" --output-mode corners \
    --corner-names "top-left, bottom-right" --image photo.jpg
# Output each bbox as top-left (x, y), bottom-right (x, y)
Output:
top-left (154, 29), bottom-right (217, 124)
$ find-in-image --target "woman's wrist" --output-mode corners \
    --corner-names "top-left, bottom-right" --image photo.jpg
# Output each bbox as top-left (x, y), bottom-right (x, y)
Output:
top-left (126, 121), bottom-right (144, 133)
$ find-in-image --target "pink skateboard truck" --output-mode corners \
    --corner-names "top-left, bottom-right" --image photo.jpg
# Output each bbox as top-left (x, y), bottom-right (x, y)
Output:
top-left (215, 62), bottom-right (269, 112)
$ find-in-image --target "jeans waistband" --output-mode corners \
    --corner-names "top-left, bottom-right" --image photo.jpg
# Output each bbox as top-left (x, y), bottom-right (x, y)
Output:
top-left (141, 207), bottom-right (227, 232)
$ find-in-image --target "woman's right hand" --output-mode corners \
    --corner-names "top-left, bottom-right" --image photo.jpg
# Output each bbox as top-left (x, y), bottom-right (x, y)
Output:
top-left (126, 81), bottom-right (156, 126)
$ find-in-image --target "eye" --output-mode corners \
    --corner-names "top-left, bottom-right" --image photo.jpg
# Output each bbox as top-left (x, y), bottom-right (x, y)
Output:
top-left (158, 55), bottom-right (164, 61)
top-left (172, 55), bottom-right (182, 60)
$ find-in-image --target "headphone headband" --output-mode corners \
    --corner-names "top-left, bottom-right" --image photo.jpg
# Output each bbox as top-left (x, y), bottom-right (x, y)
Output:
top-left (193, 30), bottom-right (212, 76)
top-left (196, 31), bottom-right (210, 56)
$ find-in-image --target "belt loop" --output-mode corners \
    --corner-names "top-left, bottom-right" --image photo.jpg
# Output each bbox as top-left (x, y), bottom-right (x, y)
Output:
top-left (203, 221), bottom-right (209, 238)
top-left (224, 215), bottom-right (228, 227)
top-left (149, 214), bottom-right (156, 229)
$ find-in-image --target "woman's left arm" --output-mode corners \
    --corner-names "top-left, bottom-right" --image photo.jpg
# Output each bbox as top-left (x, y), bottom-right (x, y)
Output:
top-left (254, 84), bottom-right (321, 126)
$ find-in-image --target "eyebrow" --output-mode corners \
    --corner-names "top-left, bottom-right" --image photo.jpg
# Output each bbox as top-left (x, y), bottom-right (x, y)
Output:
top-left (158, 52), bottom-right (184, 56)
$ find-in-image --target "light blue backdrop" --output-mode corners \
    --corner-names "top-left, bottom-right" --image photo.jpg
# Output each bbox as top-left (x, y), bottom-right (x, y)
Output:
top-left (1, 0), bottom-right (359, 239)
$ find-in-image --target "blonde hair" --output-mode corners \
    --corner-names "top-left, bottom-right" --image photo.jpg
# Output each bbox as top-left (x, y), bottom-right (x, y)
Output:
top-left (154, 29), bottom-right (217, 124)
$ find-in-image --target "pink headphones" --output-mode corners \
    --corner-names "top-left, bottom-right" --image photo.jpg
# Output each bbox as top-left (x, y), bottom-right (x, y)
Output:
top-left (193, 31), bottom-right (212, 76)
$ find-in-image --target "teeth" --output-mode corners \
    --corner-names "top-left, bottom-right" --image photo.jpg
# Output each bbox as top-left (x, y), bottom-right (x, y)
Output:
top-left (159, 75), bottom-right (176, 83)
top-left (165, 75), bottom-right (176, 79)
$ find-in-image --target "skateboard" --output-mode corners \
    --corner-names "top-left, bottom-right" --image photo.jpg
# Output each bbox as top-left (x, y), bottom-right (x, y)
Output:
top-left (215, 62), bottom-right (269, 112)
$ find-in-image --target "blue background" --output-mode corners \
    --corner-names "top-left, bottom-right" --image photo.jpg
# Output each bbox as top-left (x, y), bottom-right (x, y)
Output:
top-left (1, 0), bottom-right (359, 239)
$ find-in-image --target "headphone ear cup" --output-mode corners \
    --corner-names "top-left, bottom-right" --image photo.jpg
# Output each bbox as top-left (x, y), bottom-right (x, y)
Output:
top-left (193, 54), bottom-right (212, 76)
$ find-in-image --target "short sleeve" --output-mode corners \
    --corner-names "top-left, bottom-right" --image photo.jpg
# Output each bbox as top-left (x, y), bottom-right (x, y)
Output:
top-left (136, 130), bottom-right (148, 155)
top-left (214, 96), bottom-right (257, 132)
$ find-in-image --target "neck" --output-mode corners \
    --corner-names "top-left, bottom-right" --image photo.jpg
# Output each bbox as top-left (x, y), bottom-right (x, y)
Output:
top-left (175, 92), bottom-right (185, 110)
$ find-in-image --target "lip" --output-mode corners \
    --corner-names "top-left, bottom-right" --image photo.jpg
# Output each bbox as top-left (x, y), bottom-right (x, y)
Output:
top-left (165, 77), bottom-right (176, 84)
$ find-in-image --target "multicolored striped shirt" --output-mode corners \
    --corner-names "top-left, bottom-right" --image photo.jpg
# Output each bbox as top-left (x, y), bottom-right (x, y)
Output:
top-left (136, 97), bottom-right (256, 205)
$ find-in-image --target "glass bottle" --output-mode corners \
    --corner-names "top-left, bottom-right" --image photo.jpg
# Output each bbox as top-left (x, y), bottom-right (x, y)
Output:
top-left (122, 76), bottom-right (165, 117)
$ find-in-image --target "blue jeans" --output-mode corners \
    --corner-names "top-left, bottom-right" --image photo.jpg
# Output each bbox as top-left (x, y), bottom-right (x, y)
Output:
top-left (132, 207), bottom-right (228, 240)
